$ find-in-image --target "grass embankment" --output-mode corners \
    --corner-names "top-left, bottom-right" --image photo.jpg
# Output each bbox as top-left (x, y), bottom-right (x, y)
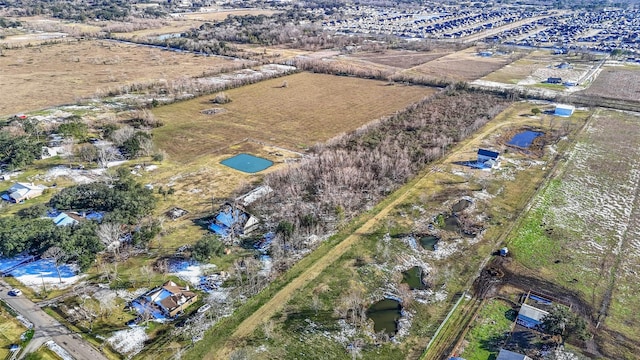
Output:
top-left (0, 304), bottom-right (27, 359)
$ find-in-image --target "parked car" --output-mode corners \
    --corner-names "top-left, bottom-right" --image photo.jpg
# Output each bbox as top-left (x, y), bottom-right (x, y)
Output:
top-left (8, 288), bottom-right (22, 296)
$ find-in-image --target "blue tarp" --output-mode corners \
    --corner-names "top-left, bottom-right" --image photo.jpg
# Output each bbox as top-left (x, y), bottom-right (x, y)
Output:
top-left (9, 259), bottom-right (77, 278)
top-left (85, 212), bottom-right (104, 222)
top-left (131, 300), bottom-right (167, 320)
top-left (1, 193), bottom-right (12, 202)
top-left (209, 223), bottom-right (230, 237)
top-left (0, 255), bottom-right (34, 274)
top-left (516, 314), bottom-right (542, 328)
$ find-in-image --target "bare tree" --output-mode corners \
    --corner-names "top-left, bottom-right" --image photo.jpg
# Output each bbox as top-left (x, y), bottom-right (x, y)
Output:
top-left (96, 145), bottom-right (120, 168)
top-left (97, 222), bottom-right (123, 256)
top-left (76, 144), bottom-right (97, 163)
top-left (42, 246), bottom-right (66, 284)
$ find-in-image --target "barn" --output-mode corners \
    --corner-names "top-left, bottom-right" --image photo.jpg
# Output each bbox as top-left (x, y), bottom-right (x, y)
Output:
top-left (516, 303), bottom-right (549, 328)
top-left (554, 104), bottom-right (575, 117)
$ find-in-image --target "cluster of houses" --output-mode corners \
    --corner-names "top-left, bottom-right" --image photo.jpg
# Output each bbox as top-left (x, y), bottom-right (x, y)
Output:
top-left (486, 9), bottom-right (640, 53)
top-left (323, 4), bottom-right (547, 40)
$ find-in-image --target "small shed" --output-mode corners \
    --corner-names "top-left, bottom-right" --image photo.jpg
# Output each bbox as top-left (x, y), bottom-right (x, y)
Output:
top-left (516, 303), bottom-right (549, 328)
top-left (477, 149), bottom-right (500, 168)
top-left (554, 104), bottom-right (575, 117)
top-left (496, 349), bottom-right (532, 360)
top-left (3, 182), bottom-right (46, 203)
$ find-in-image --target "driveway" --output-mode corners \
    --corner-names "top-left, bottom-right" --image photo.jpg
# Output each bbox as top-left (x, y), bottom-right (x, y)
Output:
top-left (0, 279), bottom-right (109, 360)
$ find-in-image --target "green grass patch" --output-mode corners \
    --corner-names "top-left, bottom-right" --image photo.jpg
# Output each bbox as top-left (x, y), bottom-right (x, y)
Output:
top-left (460, 299), bottom-right (514, 360)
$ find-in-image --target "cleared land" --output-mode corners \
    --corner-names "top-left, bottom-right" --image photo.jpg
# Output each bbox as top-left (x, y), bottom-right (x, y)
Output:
top-left (507, 109), bottom-right (640, 358)
top-left (347, 49), bottom-right (454, 69)
top-left (404, 47), bottom-right (516, 82)
top-left (481, 50), bottom-right (596, 86)
top-left (151, 72), bottom-right (435, 163)
top-left (581, 67), bottom-right (640, 101)
top-left (0, 39), bottom-right (238, 116)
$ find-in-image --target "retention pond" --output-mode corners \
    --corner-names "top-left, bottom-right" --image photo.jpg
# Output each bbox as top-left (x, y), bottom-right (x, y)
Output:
top-left (221, 153), bottom-right (273, 173)
top-left (367, 299), bottom-right (402, 335)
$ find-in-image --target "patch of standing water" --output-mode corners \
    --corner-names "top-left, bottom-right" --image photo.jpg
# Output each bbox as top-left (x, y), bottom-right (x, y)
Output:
top-left (508, 130), bottom-right (543, 148)
top-left (402, 266), bottom-right (427, 290)
top-left (420, 236), bottom-right (440, 251)
top-left (220, 153), bottom-right (273, 173)
top-left (367, 299), bottom-right (402, 335)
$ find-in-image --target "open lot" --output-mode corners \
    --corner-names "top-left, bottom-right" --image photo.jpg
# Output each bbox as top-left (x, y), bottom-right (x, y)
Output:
top-left (0, 39), bottom-right (238, 116)
top-left (151, 72), bottom-right (435, 163)
top-left (507, 109), bottom-right (640, 358)
top-left (580, 66), bottom-right (640, 101)
top-left (482, 50), bottom-right (597, 87)
top-left (404, 47), bottom-right (518, 82)
top-left (347, 49), bottom-right (454, 69)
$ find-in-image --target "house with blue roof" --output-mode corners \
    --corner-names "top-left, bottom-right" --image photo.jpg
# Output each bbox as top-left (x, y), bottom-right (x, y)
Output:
top-left (132, 280), bottom-right (198, 320)
top-left (477, 149), bottom-right (500, 169)
top-left (208, 203), bottom-right (259, 240)
top-left (52, 212), bottom-right (80, 226)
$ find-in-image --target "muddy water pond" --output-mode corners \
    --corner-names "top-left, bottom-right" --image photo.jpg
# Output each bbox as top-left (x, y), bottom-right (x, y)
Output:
top-left (443, 215), bottom-right (475, 238)
top-left (452, 199), bottom-right (471, 213)
top-left (367, 299), bottom-right (402, 335)
top-left (402, 266), bottom-right (427, 290)
top-left (420, 236), bottom-right (439, 251)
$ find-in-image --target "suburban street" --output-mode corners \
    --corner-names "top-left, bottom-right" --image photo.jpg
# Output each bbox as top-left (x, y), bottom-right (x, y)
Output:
top-left (0, 279), bottom-right (108, 360)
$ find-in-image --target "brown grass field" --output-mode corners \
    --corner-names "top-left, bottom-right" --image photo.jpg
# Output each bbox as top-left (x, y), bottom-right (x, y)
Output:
top-left (348, 49), bottom-right (454, 69)
top-left (581, 66), bottom-right (640, 101)
top-left (405, 47), bottom-right (515, 81)
top-left (151, 72), bottom-right (435, 163)
top-left (0, 39), bottom-right (238, 116)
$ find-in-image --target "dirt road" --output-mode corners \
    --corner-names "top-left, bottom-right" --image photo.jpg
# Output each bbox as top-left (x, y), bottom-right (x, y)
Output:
top-left (0, 280), bottom-right (108, 360)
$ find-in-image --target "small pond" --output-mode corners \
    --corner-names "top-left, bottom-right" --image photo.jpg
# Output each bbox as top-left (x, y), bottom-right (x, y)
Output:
top-left (420, 236), bottom-right (439, 251)
top-left (507, 130), bottom-right (543, 148)
top-left (402, 266), bottom-right (427, 290)
top-left (367, 299), bottom-right (402, 335)
top-left (221, 153), bottom-right (273, 173)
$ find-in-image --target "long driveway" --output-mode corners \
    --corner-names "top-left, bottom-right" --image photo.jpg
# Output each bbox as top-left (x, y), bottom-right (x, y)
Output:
top-left (0, 279), bottom-right (109, 360)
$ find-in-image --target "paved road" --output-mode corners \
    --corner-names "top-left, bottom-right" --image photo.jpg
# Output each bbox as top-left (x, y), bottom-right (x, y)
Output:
top-left (0, 279), bottom-right (109, 360)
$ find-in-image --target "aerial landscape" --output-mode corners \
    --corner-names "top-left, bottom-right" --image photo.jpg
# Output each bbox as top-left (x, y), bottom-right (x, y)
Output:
top-left (0, 0), bottom-right (639, 359)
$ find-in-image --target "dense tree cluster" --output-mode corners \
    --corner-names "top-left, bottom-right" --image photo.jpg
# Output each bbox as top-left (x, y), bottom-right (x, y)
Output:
top-left (0, 217), bottom-right (102, 271)
top-left (0, 132), bottom-right (42, 170)
top-left (254, 89), bottom-right (510, 254)
top-left (49, 170), bottom-right (156, 224)
top-left (0, 0), bottom-right (134, 21)
top-left (191, 234), bottom-right (225, 262)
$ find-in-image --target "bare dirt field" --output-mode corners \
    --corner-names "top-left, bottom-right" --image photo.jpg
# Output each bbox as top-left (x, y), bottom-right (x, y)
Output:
top-left (0, 39), bottom-right (238, 116)
top-left (348, 49), bottom-right (454, 69)
top-left (580, 67), bottom-right (640, 101)
top-left (404, 47), bottom-right (516, 82)
top-left (151, 72), bottom-right (435, 163)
